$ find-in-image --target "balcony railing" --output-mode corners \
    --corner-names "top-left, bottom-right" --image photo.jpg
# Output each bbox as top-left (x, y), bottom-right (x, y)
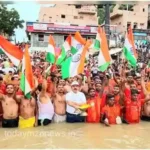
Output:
top-left (78, 9), bottom-right (96, 14)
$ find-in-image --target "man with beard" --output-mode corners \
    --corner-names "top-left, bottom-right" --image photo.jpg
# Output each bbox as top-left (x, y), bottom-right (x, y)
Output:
top-left (113, 85), bottom-right (124, 106)
top-left (53, 84), bottom-right (66, 123)
top-left (86, 88), bottom-right (101, 123)
top-left (0, 84), bottom-right (19, 128)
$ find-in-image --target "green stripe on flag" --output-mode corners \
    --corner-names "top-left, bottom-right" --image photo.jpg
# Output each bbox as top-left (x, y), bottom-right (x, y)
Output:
top-left (98, 62), bottom-right (110, 72)
top-left (0, 48), bottom-right (4, 54)
top-left (46, 53), bottom-right (55, 64)
top-left (20, 73), bottom-right (31, 99)
top-left (61, 57), bottom-right (71, 79)
top-left (71, 47), bottom-right (77, 55)
top-left (56, 47), bottom-right (66, 65)
top-left (94, 39), bottom-right (100, 50)
top-left (123, 47), bottom-right (137, 67)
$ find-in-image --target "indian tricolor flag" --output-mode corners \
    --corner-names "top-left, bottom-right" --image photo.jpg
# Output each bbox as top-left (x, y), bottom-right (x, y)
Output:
top-left (61, 40), bottom-right (92, 79)
top-left (56, 35), bottom-right (72, 65)
top-left (71, 31), bottom-right (86, 54)
top-left (20, 45), bottom-right (34, 99)
top-left (94, 26), bottom-right (111, 72)
top-left (0, 36), bottom-right (23, 66)
top-left (123, 26), bottom-right (137, 67)
top-left (46, 35), bottom-right (56, 64)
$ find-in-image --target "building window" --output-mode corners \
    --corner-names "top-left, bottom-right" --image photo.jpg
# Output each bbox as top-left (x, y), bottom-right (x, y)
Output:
top-left (140, 23), bottom-right (144, 26)
top-left (74, 16), bottom-right (78, 19)
top-left (127, 22), bottom-right (131, 29)
top-left (38, 35), bottom-right (44, 41)
top-left (119, 22), bottom-right (121, 25)
top-left (133, 22), bottom-right (138, 29)
top-left (49, 17), bottom-right (52, 18)
top-left (75, 5), bottom-right (81, 9)
top-left (80, 16), bottom-right (83, 19)
top-left (143, 8), bottom-right (145, 12)
top-left (61, 15), bottom-right (65, 18)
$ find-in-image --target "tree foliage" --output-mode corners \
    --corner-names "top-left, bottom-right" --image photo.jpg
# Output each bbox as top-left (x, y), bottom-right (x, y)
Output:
top-left (97, 4), bottom-right (135, 25)
top-left (97, 4), bottom-right (116, 25)
top-left (0, 4), bottom-right (24, 36)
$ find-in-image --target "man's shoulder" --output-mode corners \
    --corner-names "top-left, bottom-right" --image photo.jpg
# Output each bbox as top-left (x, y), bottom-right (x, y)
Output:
top-left (78, 91), bottom-right (86, 97)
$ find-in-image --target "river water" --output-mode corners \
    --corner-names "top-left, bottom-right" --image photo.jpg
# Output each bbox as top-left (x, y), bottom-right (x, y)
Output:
top-left (0, 121), bottom-right (150, 149)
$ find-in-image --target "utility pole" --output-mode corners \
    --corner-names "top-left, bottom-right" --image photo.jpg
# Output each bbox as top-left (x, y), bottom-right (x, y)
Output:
top-left (105, 3), bottom-right (110, 47)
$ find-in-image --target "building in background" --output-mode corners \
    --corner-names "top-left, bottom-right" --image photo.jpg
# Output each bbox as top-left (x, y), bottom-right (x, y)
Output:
top-left (38, 4), bottom-right (98, 26)
top-left (26, 4), bottom-right (100, 51)
top-left (110, 4), bottom-right (149, 46)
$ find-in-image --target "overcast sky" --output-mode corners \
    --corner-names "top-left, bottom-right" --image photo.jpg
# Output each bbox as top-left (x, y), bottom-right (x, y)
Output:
top-left (7, 2), bottom-right (53, 42)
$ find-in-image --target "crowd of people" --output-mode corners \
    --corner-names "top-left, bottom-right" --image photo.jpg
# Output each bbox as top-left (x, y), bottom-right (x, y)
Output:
top-left (0, 50), bottom-right (150, 128)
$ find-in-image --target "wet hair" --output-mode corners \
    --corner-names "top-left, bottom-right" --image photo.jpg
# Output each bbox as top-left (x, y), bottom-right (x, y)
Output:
top-left (114, 84), bottom-right (120, 88)
top-left (9, 71), bottom-right (13, 73)
top-left (106, 93), bottom-right (115, 100)
top-left (6, 84), bottom-right (14, 88)
top-left (131, 89), bottom-right (139, 95)
top-left (88, 88), bottom-right (95, 93)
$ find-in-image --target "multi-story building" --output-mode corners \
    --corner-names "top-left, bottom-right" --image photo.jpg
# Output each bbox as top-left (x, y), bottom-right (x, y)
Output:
top-left (26, 4), bottom-right (99, 51)
top-left (110, 4), bottom-right (149, 46)
top-left (39, 4), bottom-right (98, 26)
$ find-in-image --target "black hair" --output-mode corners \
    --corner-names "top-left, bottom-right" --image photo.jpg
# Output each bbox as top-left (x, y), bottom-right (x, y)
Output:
top-left (131, 89), bottom-right (139, 95)
top-left (88, 88), bottom-right (95, 93)
top-left (106, 94), bottom-right (115, 100)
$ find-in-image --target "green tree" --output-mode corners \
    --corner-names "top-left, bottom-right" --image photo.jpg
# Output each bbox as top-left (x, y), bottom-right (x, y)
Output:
top-left (0, 4), bottom-right (24, 36)
top-left (97, 4), bottom-right (115, 25)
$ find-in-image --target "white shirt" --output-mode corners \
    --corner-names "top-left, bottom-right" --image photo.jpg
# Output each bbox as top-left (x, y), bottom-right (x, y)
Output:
top-left (66, 91), bottom-right (86, 114)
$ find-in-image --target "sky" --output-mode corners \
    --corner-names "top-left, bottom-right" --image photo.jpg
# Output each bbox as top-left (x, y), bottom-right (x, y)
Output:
top-left (7, 2), bottom-right (53, 42)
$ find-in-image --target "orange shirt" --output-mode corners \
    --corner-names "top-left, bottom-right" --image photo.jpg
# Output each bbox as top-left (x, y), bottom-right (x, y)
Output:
top-left (86, 96), bottom-right (101, 123)
top-left (101, 105), bottom-right (121, 124)
top-left (124, 98), bottom-right (144, 124)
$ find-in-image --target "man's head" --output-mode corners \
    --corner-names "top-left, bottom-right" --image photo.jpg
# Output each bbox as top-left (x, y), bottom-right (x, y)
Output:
top-left (71, 81), bottom-right (79, 93)
top-left (131, 89), bottom-right (139, 101)
top-left (6, 84), bottom-right (14, 94)
top-left (95, 83), bottom-right (102, 92)
top-left (106, 94), bottom-right (115, 107)
top-left (57, 84), bottom-right (64, 93)
top-left (59, 79), bottom-right (66, 86)
top-left (130, 83), bottom-right (136, 90)
top-left (135, 76), bottom-right (141, 85)
top-left (126, 73), bottom-right (133, 83)
top-left (113, 85), bottom-right (120, 95)
top-left (9, 71), bottom-right (13, 76)
top-left (88, 88), bottom-right (96, 98)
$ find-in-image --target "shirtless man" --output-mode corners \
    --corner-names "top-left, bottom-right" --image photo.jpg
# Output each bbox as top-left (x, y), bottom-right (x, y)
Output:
top-left (37, 79), bottom-right (54, 126)
top-left (17, 96), bottom-right (37, 128)
top-left (53, 84), bottom-right (66, 123)
top-left (0, 84), bottom-right (18, 128)
top-left (141, 73), bottom-right (150, 121)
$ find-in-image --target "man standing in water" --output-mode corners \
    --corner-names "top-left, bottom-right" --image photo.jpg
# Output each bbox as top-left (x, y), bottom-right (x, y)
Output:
top-left (0, 84), bottom-right (18, 128)
top-left (53, 84), bottom-right (66, 123)
top-left (37, 79), bottom-right (54, 126)
top-left (16, 96), bottom-right (37, 128)
top-left (65, 81), bottom-right (87, 123)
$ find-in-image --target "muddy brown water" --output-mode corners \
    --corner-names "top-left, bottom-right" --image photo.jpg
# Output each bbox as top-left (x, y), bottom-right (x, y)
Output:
top-left (0, 122), bottom-right (150, 149)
